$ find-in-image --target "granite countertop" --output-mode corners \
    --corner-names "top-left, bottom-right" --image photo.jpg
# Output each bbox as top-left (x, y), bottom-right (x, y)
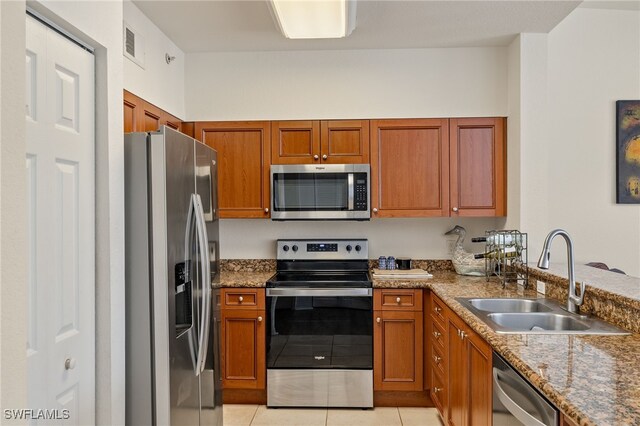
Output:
top-left (217, 262), bottom-right (640, 425)
top-left (215, 271), bottom-right (274, 288)
top-left (374, 271), bottom-right (640, 426)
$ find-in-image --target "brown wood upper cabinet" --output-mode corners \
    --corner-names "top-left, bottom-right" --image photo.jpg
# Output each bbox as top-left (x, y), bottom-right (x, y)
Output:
top-left (123, 90), bottom-right (182, 133)
top-left (370, 119), bottom-right (450, 217)
top-left (450, 117), bottom-right (506, 216)
top-left (371, 117), bottom-right (506, 218)
top-left (195, 121), bottom-right (271, 218)
top-left (272, 120), bottom-right (369, 164)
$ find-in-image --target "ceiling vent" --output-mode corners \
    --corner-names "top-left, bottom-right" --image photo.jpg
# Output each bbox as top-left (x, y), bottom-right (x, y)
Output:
top-left (123, 21), bottom-right (145, 69)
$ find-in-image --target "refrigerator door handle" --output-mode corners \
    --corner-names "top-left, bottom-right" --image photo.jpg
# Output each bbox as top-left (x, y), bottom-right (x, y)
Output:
top-left (193, 193), bottom-right (212, 375)
top-left (185, 194), bottom-right (198, 372)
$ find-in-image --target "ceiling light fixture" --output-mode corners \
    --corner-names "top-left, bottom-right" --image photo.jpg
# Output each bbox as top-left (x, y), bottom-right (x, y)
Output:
top-left (268, 0), bottom-right (357, 39)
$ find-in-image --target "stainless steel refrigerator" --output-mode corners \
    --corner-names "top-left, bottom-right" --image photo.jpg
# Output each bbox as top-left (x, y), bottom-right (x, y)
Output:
top-left (125, 126), bottom-right (222, 425)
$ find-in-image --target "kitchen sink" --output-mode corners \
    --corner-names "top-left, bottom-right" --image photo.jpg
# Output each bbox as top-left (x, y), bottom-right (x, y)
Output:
top-left (486, 312), bottom-right (589, 332)
top-left (467, 298), bottom-right (552, 313)
top-left (456, 297), bottom-right (630, 335)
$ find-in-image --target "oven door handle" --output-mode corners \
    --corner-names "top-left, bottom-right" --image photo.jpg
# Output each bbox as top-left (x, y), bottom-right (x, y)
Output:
top-left (266, 288), bottom-right (372, 297)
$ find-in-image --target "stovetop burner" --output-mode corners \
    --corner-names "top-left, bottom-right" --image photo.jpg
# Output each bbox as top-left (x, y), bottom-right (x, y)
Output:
top-left (269, 238), bottom-right (371, 289)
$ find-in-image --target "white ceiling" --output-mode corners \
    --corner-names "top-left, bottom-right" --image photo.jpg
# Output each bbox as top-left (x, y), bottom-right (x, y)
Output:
top-left (132, 0), bottom-right (583, 52)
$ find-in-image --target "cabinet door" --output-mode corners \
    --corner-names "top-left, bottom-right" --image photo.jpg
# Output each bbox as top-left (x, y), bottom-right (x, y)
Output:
top-left (447, 316), bottom-right (467, 426)
top-left (123, 90), bottom-right (140, 133)
top-left (450, 117), bottom-right (506, 217)
top-left (320, 120), bottom-right (370, 164)
top-left (123, 90), bottom-right (183, 133)
top-left (370, 119), bottom-right (449, 217)
top-left (195, 121), bottom-right (271, 218)
top-left (467, 330), bottom-right (492, 426)
top-left (221, 309), bottom-right (266, 390)
top-left (271, 120), bottom-right (320, 164)
top-left (374, 310), bottom-right (423, 391)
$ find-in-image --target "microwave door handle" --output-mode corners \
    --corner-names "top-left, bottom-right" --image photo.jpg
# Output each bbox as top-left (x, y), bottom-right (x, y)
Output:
top-left (348, 173), bottom-right (354, 210)
top-left (492, 368), bottom-right (545, 426)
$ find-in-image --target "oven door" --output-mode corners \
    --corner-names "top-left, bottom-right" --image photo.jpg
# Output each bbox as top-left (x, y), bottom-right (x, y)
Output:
top-left (270, 164), bottom-right (370, 220)
top-left (266, 288), bottom-right (373, 370)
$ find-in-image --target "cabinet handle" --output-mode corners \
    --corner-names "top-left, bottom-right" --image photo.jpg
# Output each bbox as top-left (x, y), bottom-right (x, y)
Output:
top-left (313, 154), bottom-right (319, 160)
top-left (257, 316), bottom-right (263, 322)
top-left (433, 355), bottom-right (441, 364)
top-left (264, 208), bottom-right (269, 213)
top-left (376, 317), bottom-right (381, 323)
top-left (435, 306), bottom-right (442, 314)
top-left (396, 297), bottom-right (401, 304)
top-left (322, 154), bottom-right (328, 160)
top-left (460, 331), bottom-right (466, 340)
top-left (452, 207), bottom-right (459, 212)
top-left (372, 208), bottom-right (378, 213)
top-left (457, 329), bottom-right (461, 337)
top-left (433, 387), bottom-right (442, 393)
top-left (433, 331), bottom-right (441, 339)
top-left (238, 296), bottom-right (243, 303)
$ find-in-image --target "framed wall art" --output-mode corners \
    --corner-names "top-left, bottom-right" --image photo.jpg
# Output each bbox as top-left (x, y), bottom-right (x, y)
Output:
top-left (616, 100), bottom-right (640, 203)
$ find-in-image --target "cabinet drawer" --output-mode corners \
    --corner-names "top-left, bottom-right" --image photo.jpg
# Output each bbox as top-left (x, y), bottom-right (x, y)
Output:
top-left (221, 288), bottom-right (265, 310)
top-left (430, 368), bottom-right (446, 418)
top-left (430, 294), bottom-right (447, 326)
top-left (430, 342), bottom-right (445, 377)
top-left (430, 318), bottom-right (445, 351)
top-left (374, 289), bottom-right (423, 311)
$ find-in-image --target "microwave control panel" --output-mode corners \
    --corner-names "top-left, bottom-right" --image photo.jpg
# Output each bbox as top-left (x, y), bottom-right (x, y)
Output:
top-left (354, 173), bottom-right (368, 211)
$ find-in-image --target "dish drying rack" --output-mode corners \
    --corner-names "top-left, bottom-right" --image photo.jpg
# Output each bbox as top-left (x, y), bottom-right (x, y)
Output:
top-left (483, 230), bottom-right (529, 288)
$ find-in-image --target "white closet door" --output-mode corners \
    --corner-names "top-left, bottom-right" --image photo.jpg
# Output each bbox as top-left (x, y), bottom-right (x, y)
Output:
top-left (26, 15), bottom-right (95, 425)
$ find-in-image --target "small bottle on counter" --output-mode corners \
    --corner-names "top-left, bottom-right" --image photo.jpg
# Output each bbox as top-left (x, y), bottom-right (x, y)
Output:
top-left (471, 234), bottom-right (524, 246)
top-left (473, 246), bottom-right (519, 260)
top-left (378, 256), bottom-right (387, 270)
top-left (387, 256), bottom-right (396, 270)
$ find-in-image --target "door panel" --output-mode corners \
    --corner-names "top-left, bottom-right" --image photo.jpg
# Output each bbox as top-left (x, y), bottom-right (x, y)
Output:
top-left (26, 15), bottom-right (95, 425)
top-left (221, 310), bottom-right (266, 389)
top-left (374, 310), bottom-right (423, 391)
top-left (271, 120), bottom-right (320, 164)
top-left (196, 121), bottom-right (271, 218)
top-left (450, 117), bottom-right (506, 216)
top-left (467, 333), bottom-right (492, 426)
top-left (370, 119), bottom-right (449, 217)
top-left (320, 120), bottom-right (370, 164)
top-left (447, 318), bottom-right (466, 426)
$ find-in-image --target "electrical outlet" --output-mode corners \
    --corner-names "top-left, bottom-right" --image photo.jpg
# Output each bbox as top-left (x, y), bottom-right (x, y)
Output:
top-left (536, 280), bottom-right (546, 295)
top-left (447, 240), bottom-right (456, 255)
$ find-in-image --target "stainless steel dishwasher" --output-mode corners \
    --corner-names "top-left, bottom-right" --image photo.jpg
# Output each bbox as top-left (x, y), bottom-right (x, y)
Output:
top-left (493, 352), bottom-right (559, 426)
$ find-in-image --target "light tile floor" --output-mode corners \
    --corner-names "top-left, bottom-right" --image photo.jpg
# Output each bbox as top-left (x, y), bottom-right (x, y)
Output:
top-left (223, 404), bottom-right (444, 426)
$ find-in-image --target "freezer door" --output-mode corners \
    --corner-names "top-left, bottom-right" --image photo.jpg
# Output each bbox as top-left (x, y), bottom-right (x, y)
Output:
top-left (195, 141), bottom-right (222, 425)
top-left (149, 127), bottom-right (200, 425)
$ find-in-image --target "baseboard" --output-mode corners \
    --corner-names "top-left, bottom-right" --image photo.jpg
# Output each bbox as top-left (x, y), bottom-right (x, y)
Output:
top-left (373, 390), bottom-right (434, 407)
top-left (223, 389), bottom-right (267, 405)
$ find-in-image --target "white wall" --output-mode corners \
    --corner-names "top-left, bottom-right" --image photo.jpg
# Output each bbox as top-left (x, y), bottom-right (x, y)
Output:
top-left (187, 47), bottom-right (507, 259)
top-left (186, 47), bottom-right (508, 120)
top-left (123, 0), bottom-right (185, 118)
top-left (514, 33), bottom-right (551, 259)
top-left (222, 218), bottom-right (499, 259)
top-left (0, 0), bottom-right (28, 418)
top-left (16, 1), bottom-right (125, 424)
top-left (543, 7), bottom-right (640, 275)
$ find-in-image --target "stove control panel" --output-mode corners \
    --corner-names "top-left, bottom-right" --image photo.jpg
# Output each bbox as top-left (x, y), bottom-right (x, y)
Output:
top-left (277, 239), bottom-right (368, 260)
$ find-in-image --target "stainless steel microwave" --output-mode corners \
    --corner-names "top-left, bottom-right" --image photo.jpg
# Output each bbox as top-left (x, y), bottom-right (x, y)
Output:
top-left (270, 164), bottom-right (370, 220)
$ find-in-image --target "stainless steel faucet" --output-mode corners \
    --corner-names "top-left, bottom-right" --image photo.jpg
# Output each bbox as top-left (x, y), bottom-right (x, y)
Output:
top-left (537, 229), bottom-right (585, 313)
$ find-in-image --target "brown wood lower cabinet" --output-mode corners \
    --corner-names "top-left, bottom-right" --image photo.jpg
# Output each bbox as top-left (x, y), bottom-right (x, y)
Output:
top-left (428, 292), bottom-right (492, 426)
top-left (373, 289), bottom-right (424, 392)
top-left (220, 288), bottom-right (266, 402)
